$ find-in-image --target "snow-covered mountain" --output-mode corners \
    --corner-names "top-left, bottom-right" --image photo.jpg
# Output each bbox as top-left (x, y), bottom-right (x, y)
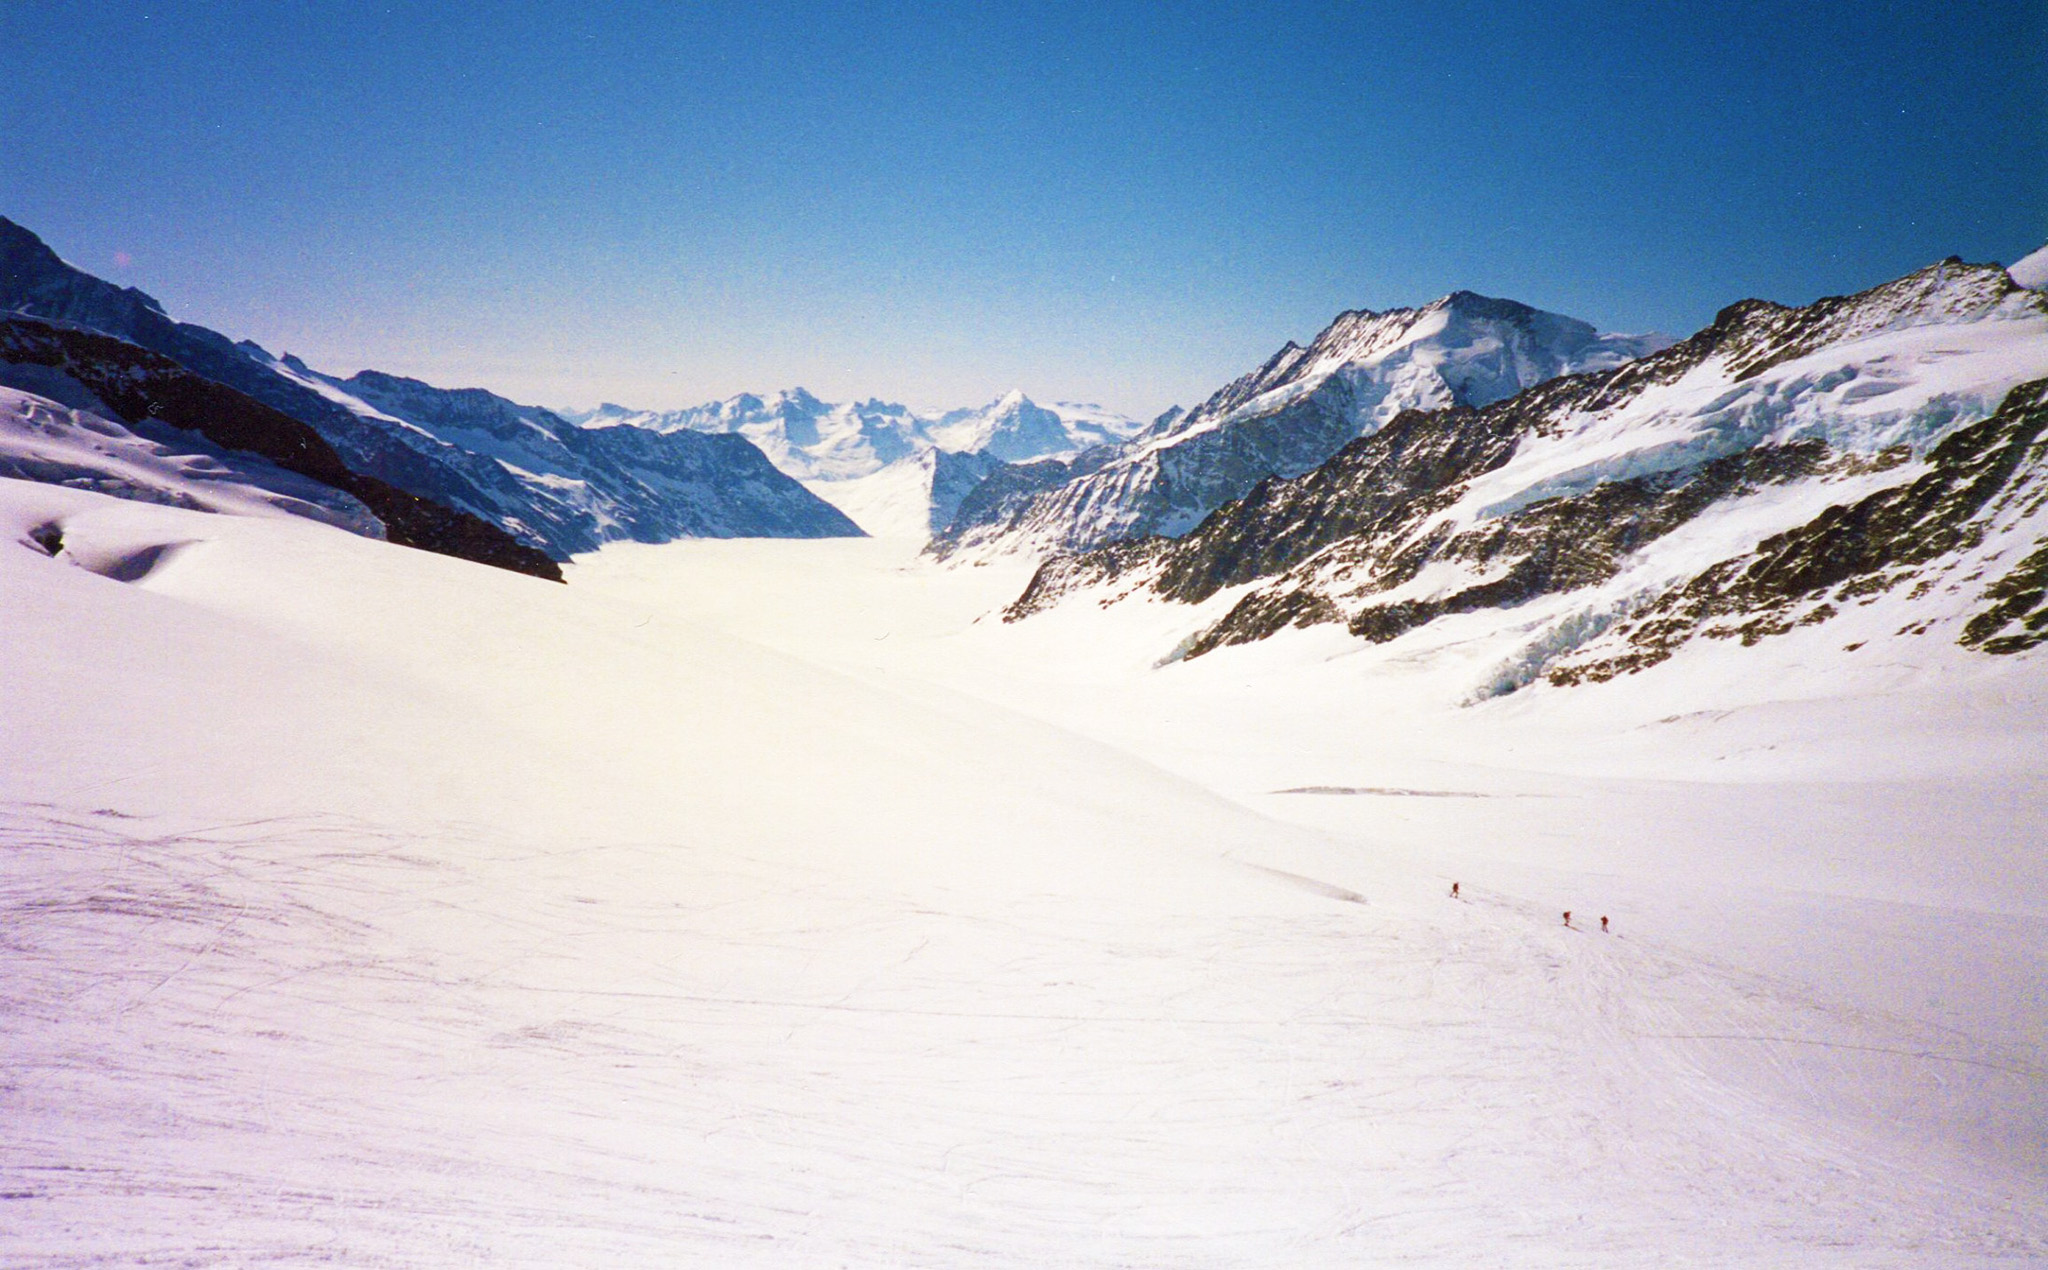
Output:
top-left (0, 382), bottom-right (379, 539)
top-left (0, 313), bottom-right (561, 579)
top-left (569, 389), bottom-right (1145, 535)
top-left (0, 217), bottom-right (859, 558)
top-left (259, 360), bottom-right (861, 549)
top-left (932, 293), bottom-right (1670, 559)
top-left (923, 390), bottom-right (1138, 462)
top-left (569, 389), bottom-right (927, 482)
top-left (1005, 253), bottom-right (2048, 695)
top-left (2009, 243), bottom-right (2048, 290)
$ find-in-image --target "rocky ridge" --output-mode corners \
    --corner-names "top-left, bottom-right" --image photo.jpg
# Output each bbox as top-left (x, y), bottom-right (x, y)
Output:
top-left (0, 316), bottom-right (562, 580)
top-left (1004, 256), bottom-right (2048, 692)
top-left (934, 293), bottom-right (1669, 560)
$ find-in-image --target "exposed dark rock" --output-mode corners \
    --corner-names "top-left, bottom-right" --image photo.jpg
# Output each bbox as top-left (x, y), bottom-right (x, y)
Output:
top-left (2, 217), bottom-right (861, 555)
top-left (1552, 379), bottom-right (2048, 682)
top-left (938, 290), bottom-right (1669, 559)
top-left (1962, 536), bottom-right (2048, 653)
top-left (1005, 537), bottom-right (1167, 621)
top-left (1340, 441), bottom-right (1836, 646)
top-left (1000, 256), bottom-right (2046, 683)
top-left (27, 521), bottom-right (63, 556)
top-left (0, 316), bottom-right (562, 581)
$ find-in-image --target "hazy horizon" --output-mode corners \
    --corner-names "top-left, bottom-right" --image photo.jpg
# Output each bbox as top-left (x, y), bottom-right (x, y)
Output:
top-left (4, 0), bottom-right (2043, 418)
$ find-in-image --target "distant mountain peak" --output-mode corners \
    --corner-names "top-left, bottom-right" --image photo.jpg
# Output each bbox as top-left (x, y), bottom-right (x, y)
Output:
top-left (771, 386), bottom-right (829, 412)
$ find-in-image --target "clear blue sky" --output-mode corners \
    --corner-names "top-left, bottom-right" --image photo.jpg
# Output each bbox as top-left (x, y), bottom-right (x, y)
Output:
top-left (4, 0), bottom-right (2042, 417)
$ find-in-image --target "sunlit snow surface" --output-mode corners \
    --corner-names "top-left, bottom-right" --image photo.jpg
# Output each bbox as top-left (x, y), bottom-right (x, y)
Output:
top-left (3, 486), bottom-right (2045, 1266)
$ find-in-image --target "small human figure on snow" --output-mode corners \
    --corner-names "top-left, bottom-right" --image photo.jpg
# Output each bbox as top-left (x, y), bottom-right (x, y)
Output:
top-left (1600, 915), bottom-right (1609, 933)
top-left (1563, 910), bottom-right (1572, 928)
top-left (1450, 881), bottom-right (1460, 899)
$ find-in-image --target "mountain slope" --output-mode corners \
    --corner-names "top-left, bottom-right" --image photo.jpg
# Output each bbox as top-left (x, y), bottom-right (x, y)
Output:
top-left (0, 217), bottom-right (859, 556)
top-left (0, 383), bottom-right (380, 537)
top-left (1004, 257), bottom-right (2048, 695)
top-left (0, 315), bottom-right (561, 579)
top-left (932, 292), bottom-right (1668, 560)
top-left (277, 364), bottom-right (861, 548)
top-left (0, 218), bottom-right (509, 522)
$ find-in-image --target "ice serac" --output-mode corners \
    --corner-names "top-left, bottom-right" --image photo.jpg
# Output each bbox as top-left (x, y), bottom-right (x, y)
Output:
top-left (0, 216), bottom-right (859, 557)
top-left (1005, 256), bottom-right (2048, 689)
top-left (932, 293), bottom-right (1670, 560)
top-left (0, 315), bottom-right (563, 579)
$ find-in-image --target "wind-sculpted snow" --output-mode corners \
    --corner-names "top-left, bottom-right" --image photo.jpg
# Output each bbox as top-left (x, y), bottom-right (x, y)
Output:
top-left (1003, 257), bottom-right (2048, 698)
top-left (934, 292), bottom-right (1669, 561)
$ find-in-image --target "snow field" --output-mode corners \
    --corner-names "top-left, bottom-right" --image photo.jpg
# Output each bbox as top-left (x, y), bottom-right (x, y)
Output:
top-left (9, 806), bottom-right (2037, 1266)
top-left (2, 487), bottom-right (2045, 1264)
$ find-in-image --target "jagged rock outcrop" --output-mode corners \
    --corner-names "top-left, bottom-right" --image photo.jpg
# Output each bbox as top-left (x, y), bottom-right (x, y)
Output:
top-left (1004, 256), bottom-right (2048, 690)
top-left (1550, 378), bottom-right (2048, 679)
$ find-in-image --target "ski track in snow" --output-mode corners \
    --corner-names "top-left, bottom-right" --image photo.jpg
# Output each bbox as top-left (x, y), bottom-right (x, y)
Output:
top-left (2, 495), bottom-right (2045, 1266)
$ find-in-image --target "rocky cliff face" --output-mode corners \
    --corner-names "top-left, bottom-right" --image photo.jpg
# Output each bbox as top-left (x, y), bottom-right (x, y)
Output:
top-left (1004, 257), bottom-right (2048, 692)
top-left (934, 293), bottom-right (1668, 561)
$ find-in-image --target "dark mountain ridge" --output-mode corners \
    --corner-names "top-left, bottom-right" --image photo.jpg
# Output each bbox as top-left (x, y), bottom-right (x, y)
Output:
top-left (0, 314), bottom-right (562, 580)
top-left (0, 217), bottom-right (861, 557)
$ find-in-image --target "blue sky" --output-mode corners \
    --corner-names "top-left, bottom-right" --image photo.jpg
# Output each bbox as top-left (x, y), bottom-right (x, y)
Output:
top-left (4, 0), bottom-right (2042, 416)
